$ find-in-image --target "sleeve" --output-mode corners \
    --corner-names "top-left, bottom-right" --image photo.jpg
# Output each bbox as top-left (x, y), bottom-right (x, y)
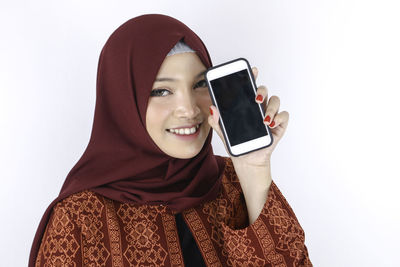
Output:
top-left (215, 157), bottom-right (313, 266)
top-left (252, 181), bottom-right (313, 266)
top-left (34, 202), bottom-right (82, 267)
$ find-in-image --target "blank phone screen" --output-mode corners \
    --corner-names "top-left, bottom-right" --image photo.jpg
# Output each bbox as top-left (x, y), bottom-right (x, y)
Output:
top-left (210, 69), bottom-right (268, 146)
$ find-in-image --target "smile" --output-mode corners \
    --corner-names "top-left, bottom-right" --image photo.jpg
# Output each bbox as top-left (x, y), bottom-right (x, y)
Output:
top-left (167, 124), bottom-right (201, 135)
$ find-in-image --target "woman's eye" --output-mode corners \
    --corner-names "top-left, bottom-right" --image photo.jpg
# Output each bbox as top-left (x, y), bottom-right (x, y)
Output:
top-left (150, 80), bottom-right (206, 97)
top-left (195, 79), bottom-right (207, 88)
top-left (150, 89), bottom-right (171, 97)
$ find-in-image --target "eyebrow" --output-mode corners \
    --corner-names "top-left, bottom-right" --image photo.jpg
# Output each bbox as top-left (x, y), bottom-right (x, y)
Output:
top-left (154, 70), bottom-right (206, 82)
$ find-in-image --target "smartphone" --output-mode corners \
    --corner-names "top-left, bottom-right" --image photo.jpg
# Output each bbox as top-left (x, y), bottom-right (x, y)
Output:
top-left (205, 58), bottom-right (273, 157)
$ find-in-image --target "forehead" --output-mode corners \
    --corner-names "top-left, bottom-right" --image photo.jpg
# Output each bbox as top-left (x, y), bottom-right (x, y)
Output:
top-left (156, 52), bottom-right (206, 77)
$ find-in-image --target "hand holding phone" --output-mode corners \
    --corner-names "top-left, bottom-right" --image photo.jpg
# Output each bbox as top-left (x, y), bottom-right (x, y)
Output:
top-left (205, 58), bottom-right (273, 157)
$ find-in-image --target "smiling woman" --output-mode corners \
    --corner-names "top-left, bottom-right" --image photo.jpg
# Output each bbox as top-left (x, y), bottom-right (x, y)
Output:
top-left (146, 46), bottom-right (212, 159)
top-left (29, 14), bottom-right (312, 267)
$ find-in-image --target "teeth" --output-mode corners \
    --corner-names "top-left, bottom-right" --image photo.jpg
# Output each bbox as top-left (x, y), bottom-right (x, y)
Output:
top-left (168, 124), bottom-right (200, 135)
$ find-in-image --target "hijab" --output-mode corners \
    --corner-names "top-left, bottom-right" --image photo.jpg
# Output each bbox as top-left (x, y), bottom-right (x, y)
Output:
top-left (29, 14), bottom-right (226, 266)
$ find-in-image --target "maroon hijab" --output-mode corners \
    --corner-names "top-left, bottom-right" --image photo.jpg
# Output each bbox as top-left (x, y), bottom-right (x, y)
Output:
top-left (29, 14), bottom-right (225, 266)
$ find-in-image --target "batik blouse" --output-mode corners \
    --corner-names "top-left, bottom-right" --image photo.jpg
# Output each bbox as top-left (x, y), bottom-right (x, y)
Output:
top-left (34, 156), bottom-right (312, 266)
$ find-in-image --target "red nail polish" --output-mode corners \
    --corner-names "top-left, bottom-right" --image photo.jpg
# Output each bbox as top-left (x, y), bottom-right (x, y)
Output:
top-left (256, 94), bottom-right (263, 102)
top-left (209, 107), bottom-right (213, 115)
top-left (264, 115), bottom-right (271, 123)
top-left (270, 121), bottom-right (275, 127)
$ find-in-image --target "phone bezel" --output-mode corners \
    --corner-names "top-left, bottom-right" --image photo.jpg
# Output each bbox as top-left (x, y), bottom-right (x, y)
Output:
top-left (205, 57), bottom-right (273, 157)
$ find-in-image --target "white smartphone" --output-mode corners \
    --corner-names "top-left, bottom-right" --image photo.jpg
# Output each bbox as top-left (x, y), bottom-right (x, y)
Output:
top-left (205, 58), bottom-right (273, 157)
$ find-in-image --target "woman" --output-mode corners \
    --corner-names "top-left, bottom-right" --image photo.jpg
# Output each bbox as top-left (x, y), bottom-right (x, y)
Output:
top-left (29, 14), bottom-right (312, 266)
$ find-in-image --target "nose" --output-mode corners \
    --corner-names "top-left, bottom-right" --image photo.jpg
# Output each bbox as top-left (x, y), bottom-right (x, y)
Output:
top-left (174, 89), bottom-right (200, 119)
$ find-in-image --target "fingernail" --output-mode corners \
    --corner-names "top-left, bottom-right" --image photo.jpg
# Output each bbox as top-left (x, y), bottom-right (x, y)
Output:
top-left (256, 94), bottom-right (263, 102)
top-left (264, 115), bottom-right (271, 123)
top-left (209, 107), bottom-right (213, 115)
top-left (270, 121), bottom-right (275, 127)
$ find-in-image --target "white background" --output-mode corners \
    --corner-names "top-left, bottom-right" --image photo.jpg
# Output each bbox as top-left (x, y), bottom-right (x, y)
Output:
top-left (1, 0), bottom-right (399, 266)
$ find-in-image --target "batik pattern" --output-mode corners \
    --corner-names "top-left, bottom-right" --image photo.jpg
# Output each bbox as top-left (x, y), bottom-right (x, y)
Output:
top-left (35, 157), bottom-right (312, 266)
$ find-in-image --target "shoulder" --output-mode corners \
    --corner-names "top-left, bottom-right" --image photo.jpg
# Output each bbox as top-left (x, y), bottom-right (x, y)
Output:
top-left (51, 190), bottom-right (107, 220)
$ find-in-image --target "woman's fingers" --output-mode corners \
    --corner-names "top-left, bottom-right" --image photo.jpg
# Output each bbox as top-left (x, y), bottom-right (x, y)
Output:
top-left (252, 66), bottom-right (258, 80)
top-left (268, 110), bottom-right (289, 129)
top-left (263, 95), bottom-right (280, 126)
top-left (255, 85), bottom-right (268, 104)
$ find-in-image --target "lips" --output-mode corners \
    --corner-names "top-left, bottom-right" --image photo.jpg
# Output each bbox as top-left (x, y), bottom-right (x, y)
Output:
top-left (166, 123), bottom-right (201, 135)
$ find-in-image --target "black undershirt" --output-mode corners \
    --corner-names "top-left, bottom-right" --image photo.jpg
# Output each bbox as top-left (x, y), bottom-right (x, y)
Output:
top-left (174, 213), bottom-right (206, 267)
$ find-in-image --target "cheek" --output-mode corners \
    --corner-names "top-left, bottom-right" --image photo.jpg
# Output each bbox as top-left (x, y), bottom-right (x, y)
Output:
top-left (146, 101), bottom-right (172, 133)
top-left (196, 95), bottom-right (212, 130)
top-left (197, 93), bottom-right (212, 112)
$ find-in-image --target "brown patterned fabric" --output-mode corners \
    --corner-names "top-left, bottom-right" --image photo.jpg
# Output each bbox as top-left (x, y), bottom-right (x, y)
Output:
top-left (35, 157), bottom-right (312, 267)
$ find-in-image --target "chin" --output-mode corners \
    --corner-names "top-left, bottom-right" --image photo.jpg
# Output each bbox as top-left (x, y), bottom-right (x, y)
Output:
top-left (171, 149), bottom-right (202, 159)
top-left (162, 134), bottom-right (209, 159)
top-left (156, 127), bottom-right (210, 158)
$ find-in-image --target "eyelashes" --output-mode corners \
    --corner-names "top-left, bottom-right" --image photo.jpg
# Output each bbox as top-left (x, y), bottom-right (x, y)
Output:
top-left (150, 89), bottom-right (170, 97)
top-left (196, 79), bottom-right (207, 88)
top-left (150, 79), bottom-right (207, 97)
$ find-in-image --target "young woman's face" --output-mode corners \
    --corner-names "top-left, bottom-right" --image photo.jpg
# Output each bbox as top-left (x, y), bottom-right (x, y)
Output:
top-left (145, 52), bottom-right (212, 159)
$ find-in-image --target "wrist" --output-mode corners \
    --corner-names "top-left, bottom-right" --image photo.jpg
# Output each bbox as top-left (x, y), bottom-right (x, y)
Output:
top-left (233, 161), bottom-right (272, 192)
top-left (231, 155), bottom-right (271, 169)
